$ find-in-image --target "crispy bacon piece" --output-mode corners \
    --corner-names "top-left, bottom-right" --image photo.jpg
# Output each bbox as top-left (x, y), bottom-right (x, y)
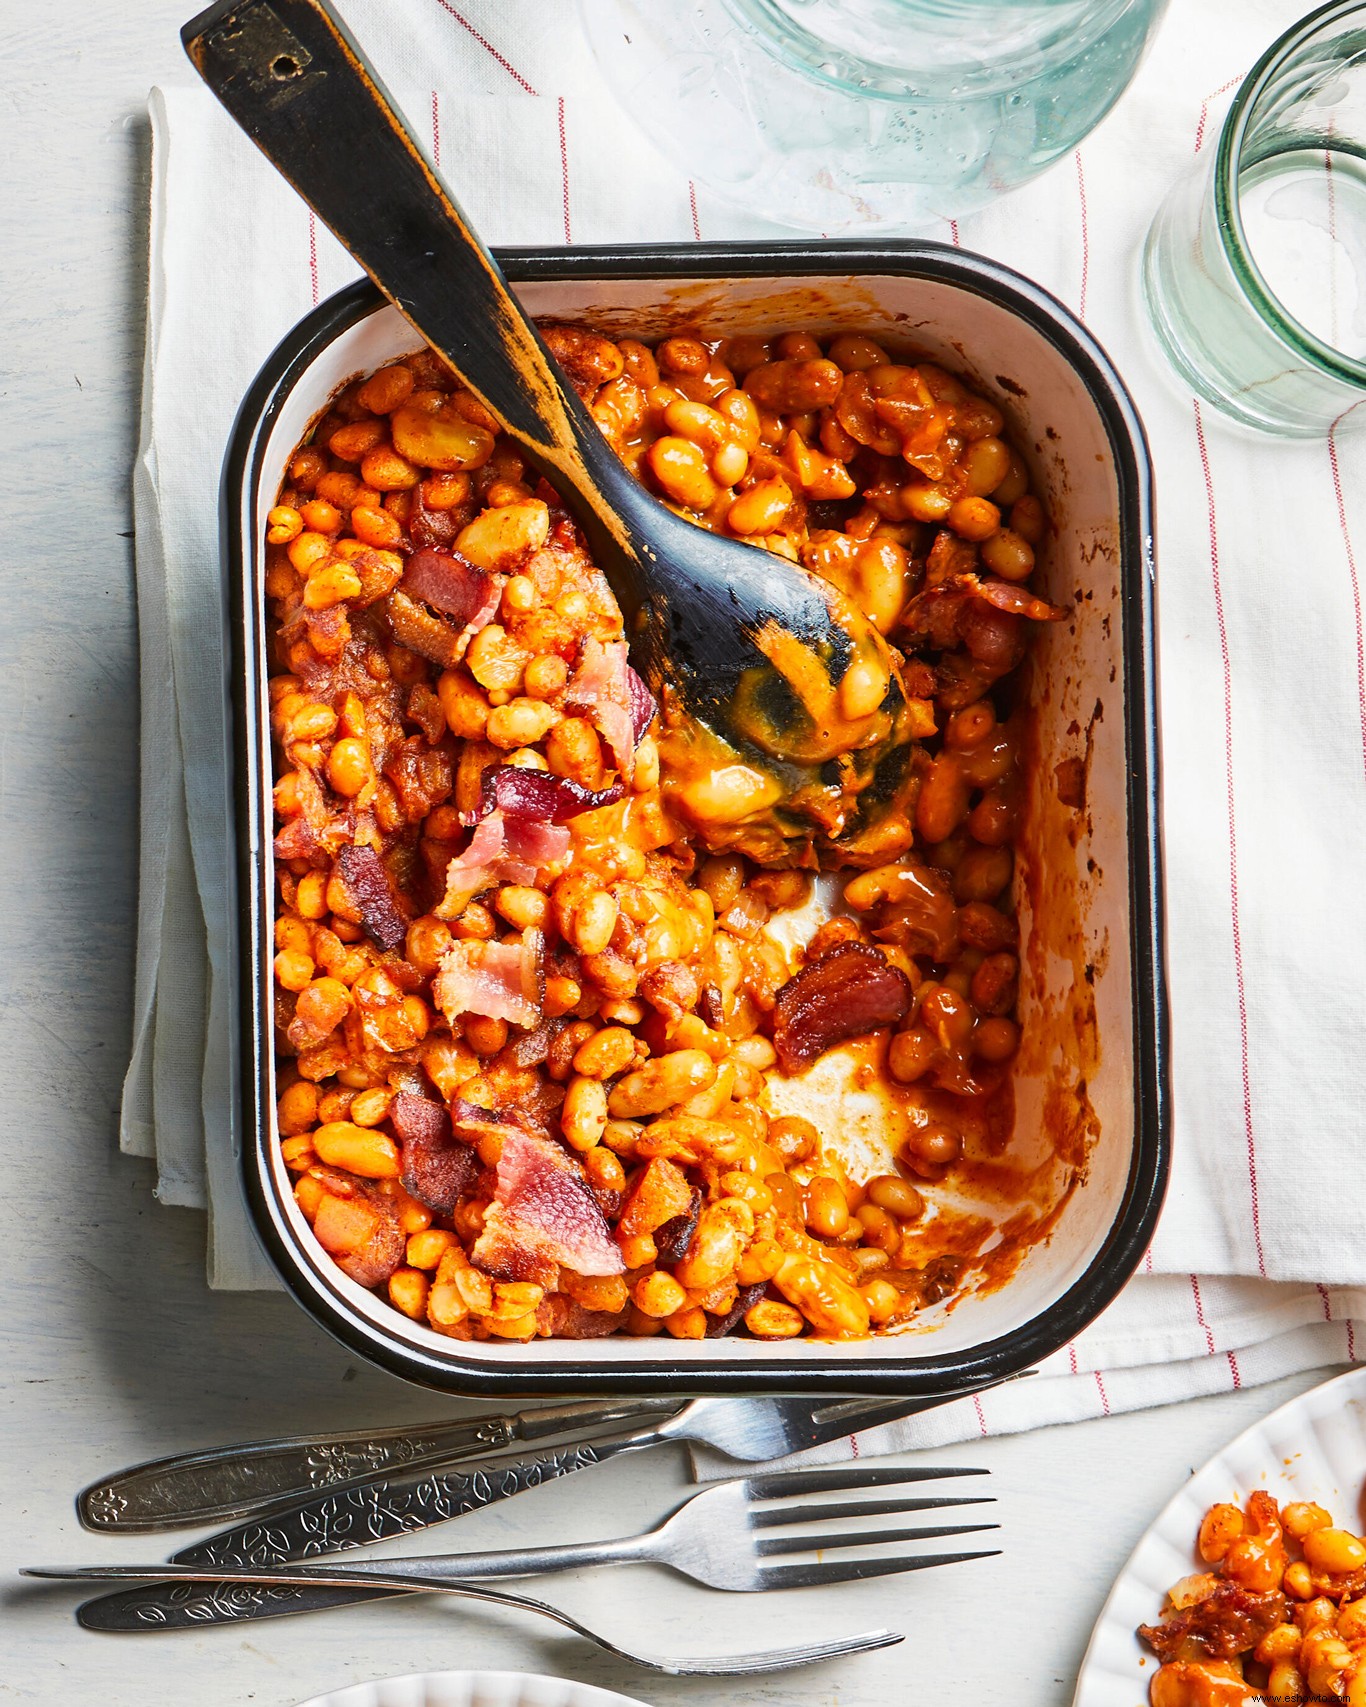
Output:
top-left (901, 574), bottom-right (1065, 670)
top-left (772, 942), bottom-right (912, 1075)
top-left (705, 1282), bottom-right (769, 1338)
top-left (653, 1190), bottom-right (703, 1263)
top-left (311, 1179), bottom-right (405, 1290)
top-left (434, 935), bottom-right (543, 1029)
top-left (1138, 1583), bottom-right (1287, 1664)
top-left (627, 665), bottom-right (657, 743)
top-left (402, 548), bottom-right (500, 629)
top-left (435, 812), bottom-right (570, 918)
top-left (472, 1129), bottom-right (625, 1284)
top-left (336, 844), bottom-right (407, 950)
top-left (273, 816), bottom-right (324, 866)
top-left (385, 589), bottom-right (467, 668)
top-left (567, 637), bottom-right (636, 779)
top-left (408, 484), bottom-right (463, 551)
top-left (392, 1092), bottom-right (478, 1211)
top-left (535, 1295), bottom-right (629, 1338)
top-left (471, 764), bottom-right (625, 827)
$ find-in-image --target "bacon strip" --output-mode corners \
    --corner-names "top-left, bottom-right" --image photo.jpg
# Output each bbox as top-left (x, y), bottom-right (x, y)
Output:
top-left (471, 764), bottom-right (625, 826)
top-left (434, 811), bottom-right (570, 919)
top-left (772, 942), bottom-right (912, 1075)
top-left (434, 936), bottom-right (543, 1028)
top-left (336, 844), bottom-right (407, 950)
top-left (472, 1128), bottom-right (624, 1283)
top-left (391, 1093), bottom-right (478, 1211)
top-left (567, 637), bottom-right (636, 780)
top-left (402, 548), bottom-right (500, 628)
top-left (627, 664), bottom-right (657, 743)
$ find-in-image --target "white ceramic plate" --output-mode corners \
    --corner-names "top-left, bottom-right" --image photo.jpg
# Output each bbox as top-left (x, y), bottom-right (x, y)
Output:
top-left (294, 1671), bottom-right (654, 1707)
top-left (1074, 1367), bottom-right (1366, 1705)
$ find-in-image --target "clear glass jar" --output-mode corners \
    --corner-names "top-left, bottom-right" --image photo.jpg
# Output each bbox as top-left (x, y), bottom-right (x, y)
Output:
top-left (1143, 0), bottom-right (1366, 437)
top-left (579, 0), bottom-right (1169, 233)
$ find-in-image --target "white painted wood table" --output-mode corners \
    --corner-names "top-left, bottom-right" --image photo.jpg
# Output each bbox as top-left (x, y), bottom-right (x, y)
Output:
top-left (0, 4), bottom-right (1345, 1703)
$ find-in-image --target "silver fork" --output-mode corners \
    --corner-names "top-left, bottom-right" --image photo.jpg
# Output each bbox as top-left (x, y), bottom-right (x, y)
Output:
top-left (29, 1463), bottom-right (996, 1605)
top-left (22, 1570), bottom-right (900, 1677)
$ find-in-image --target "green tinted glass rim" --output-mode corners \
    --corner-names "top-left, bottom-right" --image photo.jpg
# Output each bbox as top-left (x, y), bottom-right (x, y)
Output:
top-left (1214, 0), bottom-right (1366, 388)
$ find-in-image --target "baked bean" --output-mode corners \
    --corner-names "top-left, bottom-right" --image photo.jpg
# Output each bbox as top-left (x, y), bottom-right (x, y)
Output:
top-left (647, 436), bottom-right (719, 511)
top-left (961, 436), bottom-right (1012, 496)
top-left (745, 1300), bottom-right (806, 1338)
top-left (979, 528), bottom-right (1035, 581)
top-left (727, 477), bottom-right (793, 536)
top-left (1010, 492), bottom-right (1046, 543)
top-left (769, 1114), bottom-right (819, 1163)
top-left (946, 700), bottom-right (996, 751)
top-left (745, 357), bottom-right (844, 413)
top-left (608, 1050), bottom-right (717, 1117)
top-left (973, 1016), bottom-right (1020, 1062)
top-left (904, 1123), bottom-right (963, 1175)
top-left (313, 1121), bottom-right (401, 1178)
top-left (867, 1174), bottom-right (925, 1219)
top-left (971, 953), bottom-right (1019, 1015)
top-left (562, 1075), bottom-right (609, 1151)
top-left (947, 495), bottom-right (1001, 541)
top-left (572, 1025), bottom-right (637, 1080)
top-left (888, 1025), bottom-right (937, 1083)
top-left (464, 1014), bottom-right (509, 1056)
top-left (805, 1175), bottom-right (851, 1239)
top-left (916, 752), bottom-right (970, 843)
top-left (967, 785), bottom-right (1018, 846)
top-left (903, 481), bottom-right (954, 522)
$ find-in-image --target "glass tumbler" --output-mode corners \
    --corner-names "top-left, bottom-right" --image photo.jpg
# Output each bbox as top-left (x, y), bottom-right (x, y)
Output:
top-left (1143, 0), bottom-right (1366, 436)
top-left (579, 0), bottom-right (1169, 234)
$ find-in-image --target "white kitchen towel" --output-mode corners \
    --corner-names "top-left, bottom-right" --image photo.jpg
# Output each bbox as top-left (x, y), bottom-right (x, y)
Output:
top-left (127, 0), bottom-right (1366, 1432)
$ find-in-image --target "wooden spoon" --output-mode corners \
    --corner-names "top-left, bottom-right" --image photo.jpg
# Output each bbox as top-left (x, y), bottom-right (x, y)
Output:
top-left (184, 0), bottom-right (915, 859)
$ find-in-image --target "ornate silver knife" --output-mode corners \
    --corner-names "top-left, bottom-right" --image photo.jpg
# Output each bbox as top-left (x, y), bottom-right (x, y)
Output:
top-left (78, 1398), bottom-right (671, 1532)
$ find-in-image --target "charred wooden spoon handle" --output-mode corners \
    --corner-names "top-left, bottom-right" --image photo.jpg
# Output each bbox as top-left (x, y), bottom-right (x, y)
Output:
top-left (182, 0), bottom-right (649, 606)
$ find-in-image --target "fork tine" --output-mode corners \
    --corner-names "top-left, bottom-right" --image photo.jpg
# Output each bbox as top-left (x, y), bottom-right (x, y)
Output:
top-left (755, 1521), bottom-right (998, 1557)
top-left (746, 1464), bottom-right (987, 1500)
top-left (750, 1493), bottom-right (994, 1528)
top-left (757, 1550), bottom-right (1002, 1591)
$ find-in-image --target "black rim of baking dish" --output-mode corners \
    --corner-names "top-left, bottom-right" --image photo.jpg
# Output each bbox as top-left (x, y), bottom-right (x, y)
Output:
top-left (223, 240), bottom-right (1169, 1396)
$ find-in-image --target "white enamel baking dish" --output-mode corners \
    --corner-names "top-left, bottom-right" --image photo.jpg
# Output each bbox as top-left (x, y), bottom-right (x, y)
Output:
top-left (223, 242), bottom-right (1168, 1394)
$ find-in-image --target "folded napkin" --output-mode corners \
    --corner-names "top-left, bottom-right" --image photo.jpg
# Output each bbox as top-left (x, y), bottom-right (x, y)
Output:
top-left (128, 0), bottom-right (1366, 1437)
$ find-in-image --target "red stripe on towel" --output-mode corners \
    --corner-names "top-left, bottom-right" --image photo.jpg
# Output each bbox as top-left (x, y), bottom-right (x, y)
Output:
top-left (1328, 424), bottom-right (1366, 781)
top-left (557, 98), bottom-right (572, 243)
top-left (308, 213), bottom-right (319, 306)
top-left (432, 1), bottom-right (539, 94)
top-left (1189, 1274), bottom-right (1216, 1356)
top-left (1094, 1371), bottom-right (1110, 1416)
top-left (1074, 150), bottom-right (1090, 321)
top-left (1195, 399), bottom-right (1266, 1276)
top-left (1194, 75), bottom-right (1244, 155)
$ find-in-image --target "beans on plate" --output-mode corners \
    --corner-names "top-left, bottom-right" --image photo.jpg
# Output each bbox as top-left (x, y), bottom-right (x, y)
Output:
top-left (1139, 1489), bottom-right (1366, 1705)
